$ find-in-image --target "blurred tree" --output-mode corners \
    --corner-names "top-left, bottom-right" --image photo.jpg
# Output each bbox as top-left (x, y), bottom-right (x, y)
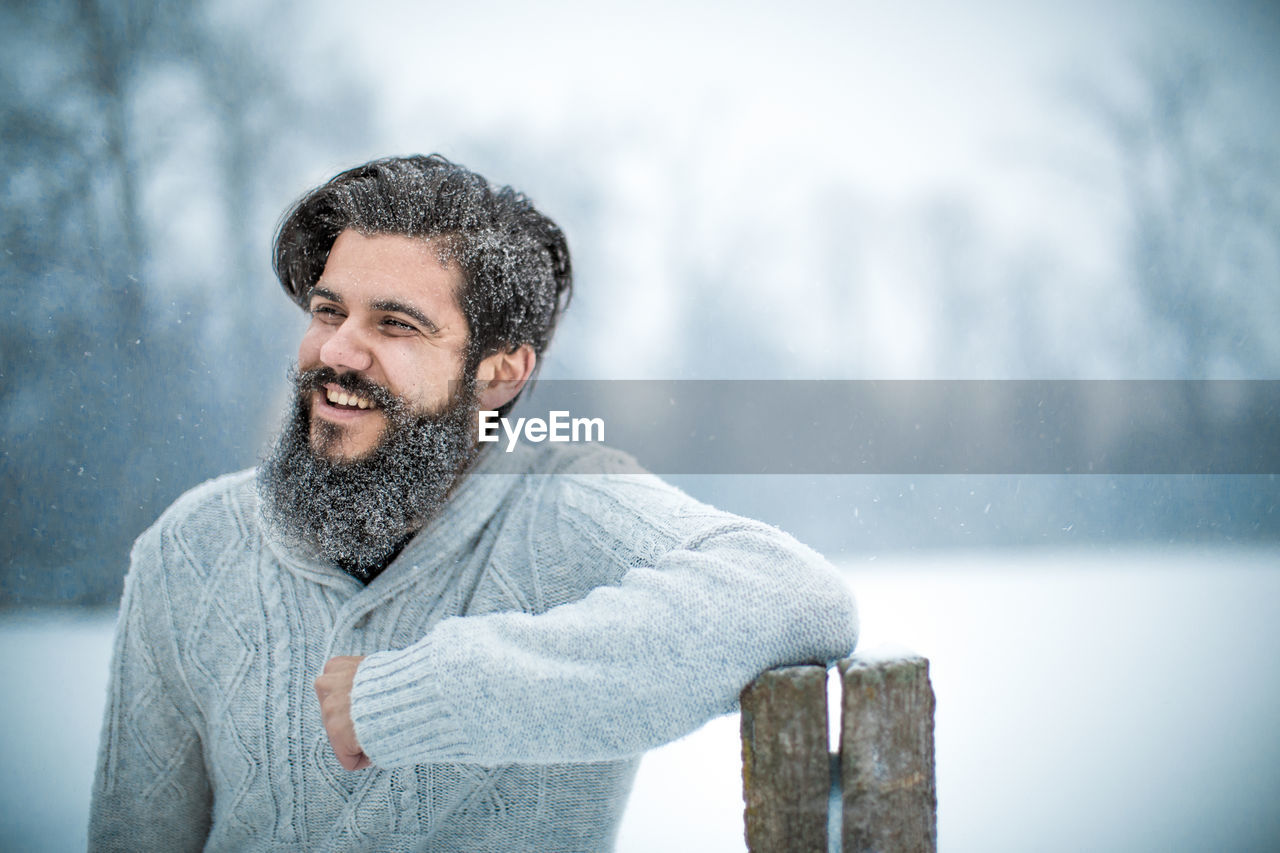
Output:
top-left (0, 0), bottom-right (317, 605)
top-left (1089, 53), bottom-right (1280, 377)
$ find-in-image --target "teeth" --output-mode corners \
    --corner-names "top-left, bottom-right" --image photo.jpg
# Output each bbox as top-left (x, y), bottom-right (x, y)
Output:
top-left (325, 388), bottom-right (373, 409)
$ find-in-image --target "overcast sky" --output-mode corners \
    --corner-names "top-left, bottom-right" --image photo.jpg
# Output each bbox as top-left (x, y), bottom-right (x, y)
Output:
top-left (240, 0), bottom-right (1277, 379)
top-left (287, 0), bottom-right (1276, 250)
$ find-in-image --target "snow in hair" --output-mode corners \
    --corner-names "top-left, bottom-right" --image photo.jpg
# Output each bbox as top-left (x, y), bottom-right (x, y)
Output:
top-left (272, 154), bottom-right (573, 379)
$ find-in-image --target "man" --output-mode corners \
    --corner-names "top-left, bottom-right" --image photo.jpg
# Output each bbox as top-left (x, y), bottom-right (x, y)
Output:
top-left (90, 155), bottom-right (858, 851)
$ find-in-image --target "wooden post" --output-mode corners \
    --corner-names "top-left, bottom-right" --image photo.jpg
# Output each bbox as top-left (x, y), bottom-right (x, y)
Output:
top-left (839, 653), bottom-right (937, 853)
top-left (740, 665), bottom-right (830, 853)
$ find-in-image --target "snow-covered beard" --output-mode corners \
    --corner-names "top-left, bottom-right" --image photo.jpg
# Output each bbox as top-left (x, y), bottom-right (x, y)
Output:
top-left (256, 366), bottom-right (478, 573)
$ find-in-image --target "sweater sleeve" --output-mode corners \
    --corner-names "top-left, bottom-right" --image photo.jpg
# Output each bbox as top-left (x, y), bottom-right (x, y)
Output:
top-left (89, 527), bottom-right (212, 851)
top-left (349, 462), bottom-right (858, 767)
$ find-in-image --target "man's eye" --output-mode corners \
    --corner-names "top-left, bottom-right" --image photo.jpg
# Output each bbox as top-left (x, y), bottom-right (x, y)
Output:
top-left (311, 305), bottom-right (343, 321)
top-left (382, 317), bottom-right (417, 333)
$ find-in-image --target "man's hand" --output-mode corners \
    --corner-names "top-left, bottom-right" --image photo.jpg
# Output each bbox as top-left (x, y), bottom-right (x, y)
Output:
top-left (314, 655), bottom-right (372, 771)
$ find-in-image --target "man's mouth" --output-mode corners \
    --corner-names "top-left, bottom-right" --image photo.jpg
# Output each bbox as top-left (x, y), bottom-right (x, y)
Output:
top-left (321, 384), bottom-right (378, 411)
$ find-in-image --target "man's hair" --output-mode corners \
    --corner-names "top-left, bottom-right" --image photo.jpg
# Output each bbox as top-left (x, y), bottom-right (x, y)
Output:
top-left (272, 154), bottom-right (572, 414)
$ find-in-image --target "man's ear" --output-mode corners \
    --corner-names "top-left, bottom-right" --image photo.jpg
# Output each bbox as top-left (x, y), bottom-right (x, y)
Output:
top-left (474, 344), bottom-right (536, 412)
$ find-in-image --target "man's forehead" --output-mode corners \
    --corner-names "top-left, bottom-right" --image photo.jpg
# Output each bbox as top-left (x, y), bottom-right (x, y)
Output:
top-left (310, 230), bottom-right (465, 304)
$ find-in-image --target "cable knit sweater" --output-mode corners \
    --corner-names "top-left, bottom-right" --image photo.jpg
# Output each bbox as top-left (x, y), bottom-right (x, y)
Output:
top-left (89, 443), bottom-right (858, 852)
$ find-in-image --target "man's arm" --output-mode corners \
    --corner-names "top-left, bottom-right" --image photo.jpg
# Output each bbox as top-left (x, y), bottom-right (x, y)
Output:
top-left (89, 529), bottom-right (212, 851)
top-left (336, 462), bottom-right (858, 769)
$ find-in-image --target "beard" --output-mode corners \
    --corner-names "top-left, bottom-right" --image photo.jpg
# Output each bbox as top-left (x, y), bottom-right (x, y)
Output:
top-left (256, 366), bottom-right (479, 574)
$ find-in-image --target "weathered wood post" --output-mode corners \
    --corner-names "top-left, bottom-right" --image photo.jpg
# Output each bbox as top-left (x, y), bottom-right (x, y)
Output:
top-left (741, 651), bottom-right (936, 853)
top-left (740, 665), bottom-right (830, 853)
top-left (839, 652), bottom-right (936, 853)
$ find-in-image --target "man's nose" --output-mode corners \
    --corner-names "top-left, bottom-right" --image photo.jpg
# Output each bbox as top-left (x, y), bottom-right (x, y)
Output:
top-left (318, 321), bottom-right (374, 373)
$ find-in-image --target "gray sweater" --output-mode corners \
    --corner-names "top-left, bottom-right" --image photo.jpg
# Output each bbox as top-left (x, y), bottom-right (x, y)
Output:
top-left (90, 444), bottom-right (858, 851)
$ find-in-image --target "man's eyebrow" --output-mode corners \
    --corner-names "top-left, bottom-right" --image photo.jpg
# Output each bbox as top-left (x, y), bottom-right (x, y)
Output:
top-left (370, 299), bottom-right (440, 334)
top-left (309, 286), bottom-right (343, 304)
top-left (308, 286), bottom-right (441, 334)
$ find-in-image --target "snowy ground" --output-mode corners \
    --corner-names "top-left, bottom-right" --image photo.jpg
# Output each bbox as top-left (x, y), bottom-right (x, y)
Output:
top-left (3, 547), bottom-right (1278, 851)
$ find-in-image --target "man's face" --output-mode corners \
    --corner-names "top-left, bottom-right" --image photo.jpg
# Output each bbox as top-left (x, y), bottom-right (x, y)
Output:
top-left (298, 229), bottom-right (471, 459)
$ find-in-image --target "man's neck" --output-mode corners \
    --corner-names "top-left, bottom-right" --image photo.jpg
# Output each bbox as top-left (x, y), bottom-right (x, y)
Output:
top-left (336, 530), bottom-right (416, 585)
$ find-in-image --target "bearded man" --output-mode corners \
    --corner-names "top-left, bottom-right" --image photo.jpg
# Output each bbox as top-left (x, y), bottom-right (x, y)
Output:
top-left (89, 155), bottom-right (859, 851)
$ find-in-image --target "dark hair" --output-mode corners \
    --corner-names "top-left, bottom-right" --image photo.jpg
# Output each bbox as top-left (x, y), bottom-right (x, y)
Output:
top-left (272, 154), bottom-right (572, 413)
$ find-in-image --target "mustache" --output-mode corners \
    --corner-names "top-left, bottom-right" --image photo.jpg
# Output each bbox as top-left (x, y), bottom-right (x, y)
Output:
top-left (293, 366), bottom-right (401, 411)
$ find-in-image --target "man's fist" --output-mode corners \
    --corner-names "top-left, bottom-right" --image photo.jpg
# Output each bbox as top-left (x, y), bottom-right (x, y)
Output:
top-left (314, 655), bottom-right (371, 771)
